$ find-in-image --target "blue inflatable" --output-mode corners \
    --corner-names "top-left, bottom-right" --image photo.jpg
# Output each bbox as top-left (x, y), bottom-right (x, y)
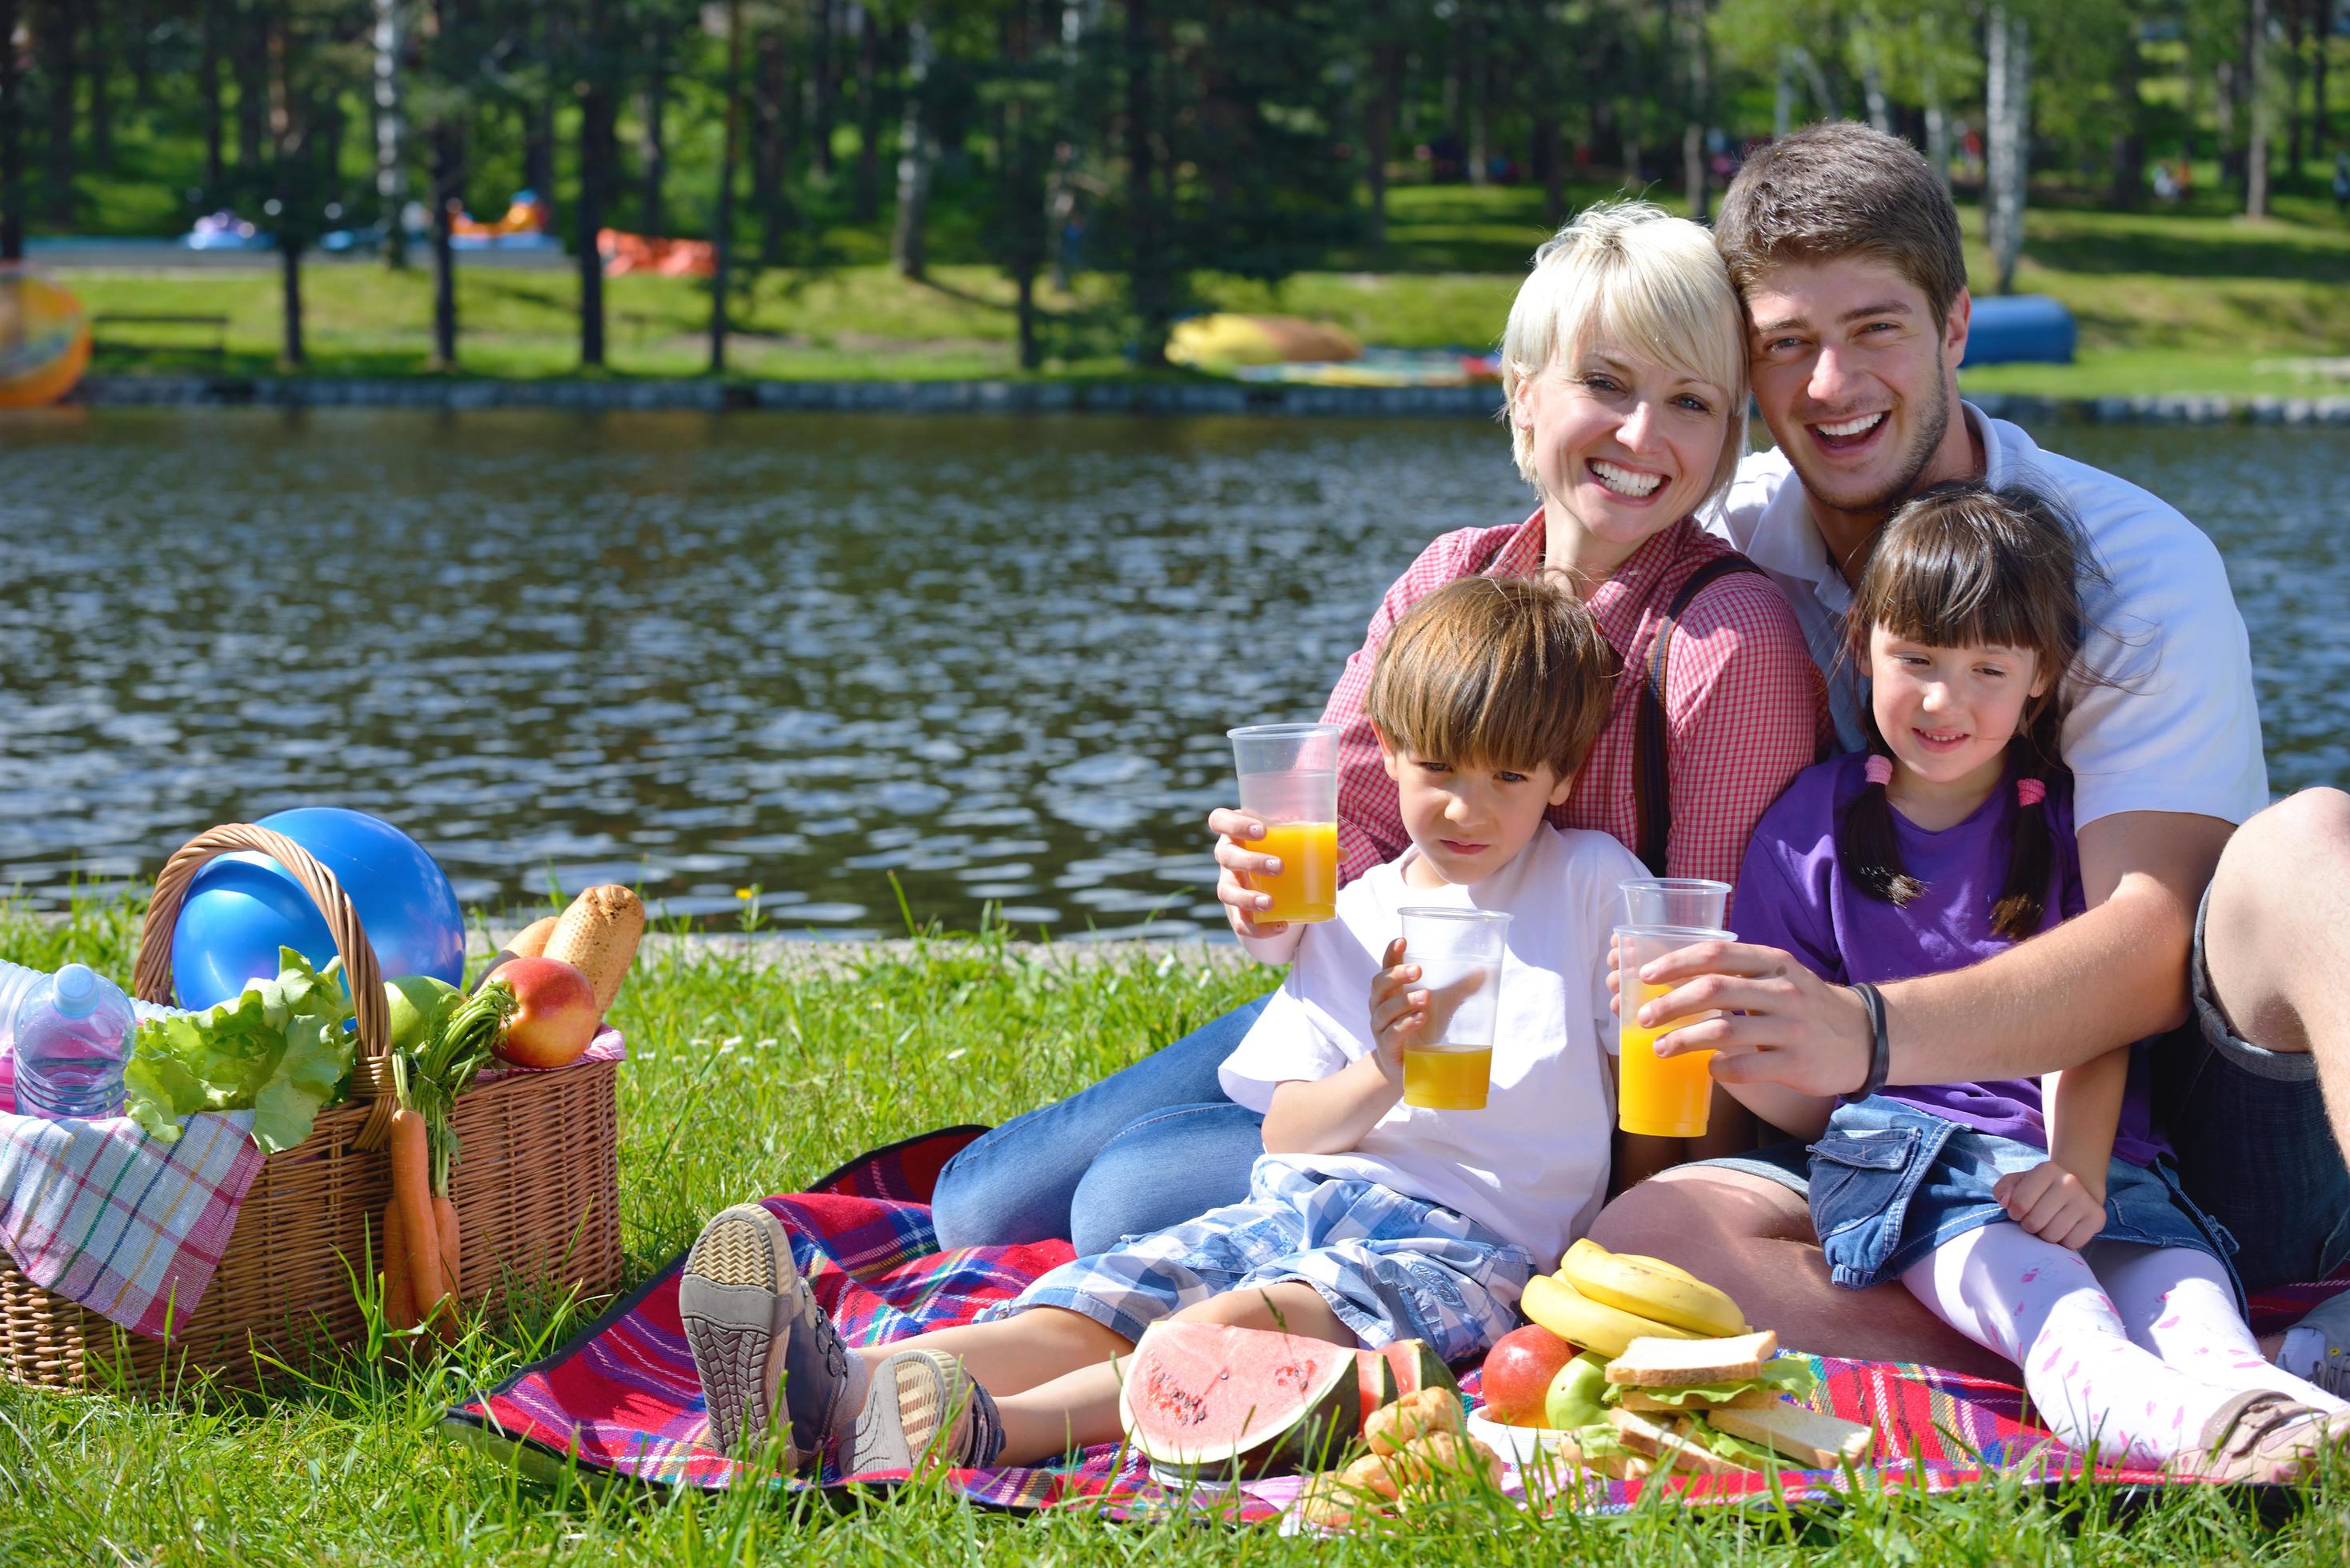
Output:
top-left (1960, 294), bottom-right (2076, 367)
top-left (170, 807), bottom-right (466, 1010)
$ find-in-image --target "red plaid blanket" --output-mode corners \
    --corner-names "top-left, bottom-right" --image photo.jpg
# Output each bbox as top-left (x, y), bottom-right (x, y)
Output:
top-left (446, 1128), bottom-right (2349, 1518)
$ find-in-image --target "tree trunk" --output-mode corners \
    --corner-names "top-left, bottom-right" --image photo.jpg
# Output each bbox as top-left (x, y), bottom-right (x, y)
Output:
top-left (86, 0), bottom-right (112, 170)
top-left (2285, 0), bottom-right (2305, 176)
top-left (1679, 0), bottom-right (1711, 221)
top-left (200, 0), bottom-right (224, 194)
top-left (1986, 5), bottom-right (2028, 294)
top-left (639, 12), bottom-right (670, 234)
top-left (1366, 38), bottom-right (1399, 246)
top-left (0, 0), bottom-right (19, 260)
top-left (1465, 6), bottom-right (1488, 186)
top-left (577, 1), bottom-right (612, 369)
top-left (236, 2), bottom-right (266, 174)
top-left (2248, 0), bottom-right (2270, 216)
top-left (1125, 0), bottom-right (1169, 365)
top-left (2110, 19), bottom-right (2146, 208)
top-left (852, 3), bottom-right (880, 220)
top-left (375, 0), bottom-right (406, 268)
top-left (1924, 61), bottom-right (1952, 191)
top-left (1857, 29), bottom-right (1891, 134)
top-left (710, 0), bottom-right (744, 375)
top-left (755, 28), bottom-right (794, 262)
top-left (2316, 0), bottom-right (2331, 150)
top-left (811, 0), bottom-right (836, 178)
top-left (889, 14), bottom-right (932, 278)
top-left (279, 236), bottom-right (304, 367)
top-left (38, 0), bottom-right (74, 222)
top-left (430, 119), bottom-right (458, 368)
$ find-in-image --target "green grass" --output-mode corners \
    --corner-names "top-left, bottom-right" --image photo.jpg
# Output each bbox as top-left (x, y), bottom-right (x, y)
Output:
top-left (2, 897), bottom-right (2347, 1562)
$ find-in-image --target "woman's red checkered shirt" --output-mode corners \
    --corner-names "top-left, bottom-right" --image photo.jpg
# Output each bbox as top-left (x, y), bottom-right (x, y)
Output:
top-left (1321, 509), bottom-right (1827, 898)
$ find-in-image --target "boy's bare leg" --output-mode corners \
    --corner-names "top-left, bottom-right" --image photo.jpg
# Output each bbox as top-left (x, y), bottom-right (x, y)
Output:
top-left (1588, 1168), bottom-right (2013, 1380)
top-left (853, 1305), bottom-right (1129, 1397)
top-left (992, 1282), bottom-right (1357, 1465)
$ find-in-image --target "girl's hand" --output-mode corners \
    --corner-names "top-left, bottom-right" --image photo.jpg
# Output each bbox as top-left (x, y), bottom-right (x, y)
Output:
top-left (1209, 806), bottom-right (1288, 942)
top-left (1367, 938), bottom-right (1427, 1073)
top-left (1632, 938), bottom-right (1875, 1098)
top-left (1993, 1160), bottom-right (2108, 1252)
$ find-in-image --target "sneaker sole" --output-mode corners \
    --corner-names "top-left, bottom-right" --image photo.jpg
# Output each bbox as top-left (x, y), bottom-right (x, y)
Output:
top-left (680, 1203), bottom-right (802, 1464)
top-left (848, 1349), bottom-right (972, 1474)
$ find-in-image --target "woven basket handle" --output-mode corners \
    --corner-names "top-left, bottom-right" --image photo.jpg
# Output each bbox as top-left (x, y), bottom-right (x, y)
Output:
top-left (134, 824), bottom-right (398, 1152)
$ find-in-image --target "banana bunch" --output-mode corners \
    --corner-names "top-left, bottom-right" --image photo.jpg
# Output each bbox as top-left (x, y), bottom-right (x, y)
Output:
top-left (1519, 1238), bottom-right (1747, 1358)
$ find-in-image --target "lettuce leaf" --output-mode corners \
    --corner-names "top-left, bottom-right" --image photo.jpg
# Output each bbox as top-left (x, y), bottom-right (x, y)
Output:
top-left (123, 947), bottom-right (357, 1153)
top-left (1601, 1355), bottom-right (1819, 1408)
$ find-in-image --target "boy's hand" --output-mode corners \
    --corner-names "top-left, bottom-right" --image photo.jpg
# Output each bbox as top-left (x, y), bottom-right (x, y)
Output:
top-left (1367, 937), bottom-right (1427, 1073)
top-left (1993, 1160), bottom-right (2108, 1251)
top-left (1208, 806), bottom-right (1288, 942)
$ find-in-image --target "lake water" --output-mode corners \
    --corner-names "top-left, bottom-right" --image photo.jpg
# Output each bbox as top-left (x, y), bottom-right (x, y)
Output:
top-left (1, 409), bottom-right (2342, 939)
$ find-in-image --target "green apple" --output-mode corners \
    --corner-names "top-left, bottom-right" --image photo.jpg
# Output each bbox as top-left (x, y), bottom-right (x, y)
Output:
top-left (1543, 1351), bottom-right (1611, 1431)
top-left (384, 974), bottom-right (459, 1053)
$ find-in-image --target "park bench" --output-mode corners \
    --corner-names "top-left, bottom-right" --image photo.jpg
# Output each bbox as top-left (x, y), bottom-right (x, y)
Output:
top-left (90, 311), bottom-right (231, 363)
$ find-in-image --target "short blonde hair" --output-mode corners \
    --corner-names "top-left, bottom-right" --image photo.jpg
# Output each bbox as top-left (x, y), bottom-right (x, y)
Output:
top-left (1366, 575), bottom-right (1617, 780)
top-left (1499, 202), bottom-right (1748, 505)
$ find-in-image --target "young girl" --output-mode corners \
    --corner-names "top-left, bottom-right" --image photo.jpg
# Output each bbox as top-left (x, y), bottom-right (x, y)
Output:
top-left (1718, 482), bottom-right (2349, 1482)
top-left (681, 575), bottom-right (1646, 1473)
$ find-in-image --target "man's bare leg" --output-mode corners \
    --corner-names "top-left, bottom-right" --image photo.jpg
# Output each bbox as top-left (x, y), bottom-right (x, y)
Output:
top-left (2199, 787), bottom-right (2350, 1149)
top-left (1587, 1167), bottom-right (2013, 1381)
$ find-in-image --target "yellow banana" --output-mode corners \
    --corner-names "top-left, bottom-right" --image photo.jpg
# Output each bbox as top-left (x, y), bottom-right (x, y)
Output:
top-left (1557, 1238), bottom-right (1747, 1338)
top-left (1519, 1273), bottom-right (1699, 1359)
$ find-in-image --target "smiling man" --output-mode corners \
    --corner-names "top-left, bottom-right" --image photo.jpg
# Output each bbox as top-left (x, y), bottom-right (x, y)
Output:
top-left (1587, 121), bottom-right (2350, 1390)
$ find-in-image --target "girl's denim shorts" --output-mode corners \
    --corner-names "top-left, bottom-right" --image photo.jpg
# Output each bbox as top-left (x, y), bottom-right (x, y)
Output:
top-left (1807, 1095), bottom-right (2243, 1309)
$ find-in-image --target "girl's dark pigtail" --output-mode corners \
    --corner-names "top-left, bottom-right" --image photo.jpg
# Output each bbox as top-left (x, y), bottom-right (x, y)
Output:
top-left (1991, 728), bottom-right (2059, 941)
top-left (1839, 750), bottom-right (1927, 908)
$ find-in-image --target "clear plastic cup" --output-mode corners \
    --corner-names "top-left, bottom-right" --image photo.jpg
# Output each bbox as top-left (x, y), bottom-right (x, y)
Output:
top-left (1615, 923), bottom-right (1732, 1138)
top-left (1619, 878), bottom-right (1731, 930)
top-left (1227, 722), bottom-right (1341, 925)
top-left (1399, 908), bottom-right (1511, 1110)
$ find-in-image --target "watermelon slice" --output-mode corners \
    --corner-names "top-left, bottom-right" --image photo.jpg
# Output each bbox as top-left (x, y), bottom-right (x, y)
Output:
top-left (1353, 1348), bottom-right (1399, 1435)
top-left (1118, 1321), bottom-right (1364, 1477)
top-left (1381, 1338), bottom-right (1460, 1402)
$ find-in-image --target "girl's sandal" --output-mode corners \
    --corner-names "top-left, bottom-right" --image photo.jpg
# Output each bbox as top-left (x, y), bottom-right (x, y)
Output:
top-left (2165, 1390), bottom-right (2350, 1484)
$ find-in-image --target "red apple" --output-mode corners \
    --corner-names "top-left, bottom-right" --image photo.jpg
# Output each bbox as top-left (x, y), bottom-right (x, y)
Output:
top-left (1479, 1323), bottom-right (1578, 1426)
top-left (492, 956), bottom-right (599, 1069)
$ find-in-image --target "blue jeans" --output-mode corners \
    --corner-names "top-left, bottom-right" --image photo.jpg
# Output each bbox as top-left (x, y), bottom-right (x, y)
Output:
top-left (929, 996), bottom-right (1271, 1256)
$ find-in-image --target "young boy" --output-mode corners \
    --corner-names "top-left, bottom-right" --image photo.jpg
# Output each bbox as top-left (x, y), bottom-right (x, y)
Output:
top-left (681, 574), bottom-right (1643, 1473)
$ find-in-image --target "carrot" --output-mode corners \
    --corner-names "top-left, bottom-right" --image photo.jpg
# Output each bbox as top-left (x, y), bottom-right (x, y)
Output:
top-left (389, 1107), bottom-right (446, 1329)
top-left (382, 1200), bottom-right (416, 1330)
top-left (432, 1194), bottom-right (462, 1342)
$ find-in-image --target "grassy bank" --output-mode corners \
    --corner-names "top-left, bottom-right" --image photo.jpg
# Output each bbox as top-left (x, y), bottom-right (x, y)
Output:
top-left (2, 898), bottom-right (2346, 1565)
top-left (46, 184), bottom-right (2350, 399)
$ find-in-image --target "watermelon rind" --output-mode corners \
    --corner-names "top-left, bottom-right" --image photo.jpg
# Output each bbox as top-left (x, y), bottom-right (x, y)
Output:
top-left (1381, 1338), bottom-right (1462, 1402)
top-left (1118, 1321), bottom-right (1366, 1478)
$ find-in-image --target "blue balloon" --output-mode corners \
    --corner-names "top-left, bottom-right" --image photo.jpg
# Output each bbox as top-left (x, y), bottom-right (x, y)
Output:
top-left (170, 807), bottom-right (466, 1010)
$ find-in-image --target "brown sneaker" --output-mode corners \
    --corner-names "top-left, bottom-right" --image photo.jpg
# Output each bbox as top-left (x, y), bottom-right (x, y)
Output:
top-left (2165, 1390), bottom-right (2350, 1484)
top-left (679, 1202), bottom-right (867, 1466)
top-left (845, 1347), bottom-right (1005, 1474)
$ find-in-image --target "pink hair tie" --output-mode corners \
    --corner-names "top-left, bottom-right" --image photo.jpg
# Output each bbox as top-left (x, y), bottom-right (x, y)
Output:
top-left (1864, 754), bottom-right (1894, 786)
top-left (2016, 777), bottom-right (2048, 808)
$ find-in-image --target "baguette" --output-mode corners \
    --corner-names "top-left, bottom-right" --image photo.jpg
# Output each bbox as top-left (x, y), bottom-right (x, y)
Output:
top-left (1604, 1408), bottom-right (1752, 1476)
top-left (1606, 1330), bottom-right (1778, 1387)
top-left (1707, 1404), bottom-right (1874, 1468)
top-left (543, 885), bottom-right (646, 1017)
top-left (1616, 1385), bottom-right (1778, 1414)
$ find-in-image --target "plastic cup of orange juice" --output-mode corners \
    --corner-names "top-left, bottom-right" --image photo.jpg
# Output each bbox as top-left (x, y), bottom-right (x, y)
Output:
top-left (1398, 907), bottom-right (1510, 1110)
top-left (1615, 923), bottom-right (1732, 1138)
top-left (1619, 878), bottom-right (1730, 931)
top-left (1227, 722), bottom-right (1342, 924)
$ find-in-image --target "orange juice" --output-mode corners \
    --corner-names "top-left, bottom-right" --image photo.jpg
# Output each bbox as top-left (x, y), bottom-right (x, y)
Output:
top-left (1247, 819), bottom-right (1338, 924)
top-left (1403, 1045), bottom-right (1492, 1110)
top-left (1617, 979), bottom-right (1715, 1137)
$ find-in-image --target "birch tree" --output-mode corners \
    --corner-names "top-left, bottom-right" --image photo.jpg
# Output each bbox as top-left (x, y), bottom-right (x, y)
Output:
top-left (1986, 2), bottom-right (2028, 294)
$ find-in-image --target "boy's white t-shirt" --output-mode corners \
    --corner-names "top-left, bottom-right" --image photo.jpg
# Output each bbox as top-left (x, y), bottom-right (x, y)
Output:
top-left (1217, 822), bottom-right (1640, 1268)
top-left (1707, 402), bottom-right (2268, 829)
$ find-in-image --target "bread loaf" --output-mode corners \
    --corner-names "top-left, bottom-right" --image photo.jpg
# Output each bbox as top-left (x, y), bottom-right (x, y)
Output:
top-left (542, 885), bottom-right (645, 1016)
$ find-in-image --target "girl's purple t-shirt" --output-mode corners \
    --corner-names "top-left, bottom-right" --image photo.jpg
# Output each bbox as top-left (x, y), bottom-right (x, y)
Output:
top-left (1732, 752), bottom-right (2168, 1166)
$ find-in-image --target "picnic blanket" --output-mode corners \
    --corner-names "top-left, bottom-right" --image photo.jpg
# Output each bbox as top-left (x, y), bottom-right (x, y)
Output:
top-left (0, 1026), bottom-right (626, 1337)
top-left (447, 1126), bottom-right (2349, 1518)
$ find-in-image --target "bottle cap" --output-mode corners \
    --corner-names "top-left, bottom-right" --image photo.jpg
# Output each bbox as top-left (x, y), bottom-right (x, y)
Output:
top-left (50, 963), bottom-right (100, 1019)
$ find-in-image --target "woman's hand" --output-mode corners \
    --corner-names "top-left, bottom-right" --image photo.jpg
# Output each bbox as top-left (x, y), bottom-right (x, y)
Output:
top-left (1993, 1160), bottom-right (2108, 1252)
top-left (1208, 806), bottom-right (1288, 942)
top-left (1631, 937), bottom-right (1875, 1099)
top-left (1366, 938), bottom-right (1427, 1074)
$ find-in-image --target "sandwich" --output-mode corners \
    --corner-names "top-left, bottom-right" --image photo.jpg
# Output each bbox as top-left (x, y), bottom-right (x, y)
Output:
top-left (1707, 1402), bottom-right (1874, 1468)
top-left (1603, 1407), bottom-right (1779, 1476)
top-left (1603, 1330), bottom-right (1819, 1413)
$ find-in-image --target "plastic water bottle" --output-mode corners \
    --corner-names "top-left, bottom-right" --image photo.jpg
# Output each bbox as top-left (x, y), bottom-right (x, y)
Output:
top-left (12, 963), bottom-right (136, 1120)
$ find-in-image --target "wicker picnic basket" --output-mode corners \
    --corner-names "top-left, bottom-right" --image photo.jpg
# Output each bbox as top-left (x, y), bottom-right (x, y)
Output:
top-left (0, 823), bottom-right (624, 1393)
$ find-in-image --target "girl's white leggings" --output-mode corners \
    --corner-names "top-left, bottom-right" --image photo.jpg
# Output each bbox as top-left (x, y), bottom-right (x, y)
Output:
top-left (1903, 1222), bottom-right (2347, 1466)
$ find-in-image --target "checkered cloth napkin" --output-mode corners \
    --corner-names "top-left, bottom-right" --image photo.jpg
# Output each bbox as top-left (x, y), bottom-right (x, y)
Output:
top-left (0, 1104), bottom-right (265, 1339)
top-left (0, 1027), bottom-right (626, 1340)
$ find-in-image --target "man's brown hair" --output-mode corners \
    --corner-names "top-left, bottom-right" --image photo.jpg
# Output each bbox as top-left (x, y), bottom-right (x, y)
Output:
top-left (1714, 122), bottom-right (1968, 330)
top-left (1365, 574), bottom-right (1616, 782)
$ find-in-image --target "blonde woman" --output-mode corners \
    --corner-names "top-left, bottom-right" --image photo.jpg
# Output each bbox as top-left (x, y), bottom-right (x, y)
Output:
top-left (930, 202), bottom-right (1825, 1254)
